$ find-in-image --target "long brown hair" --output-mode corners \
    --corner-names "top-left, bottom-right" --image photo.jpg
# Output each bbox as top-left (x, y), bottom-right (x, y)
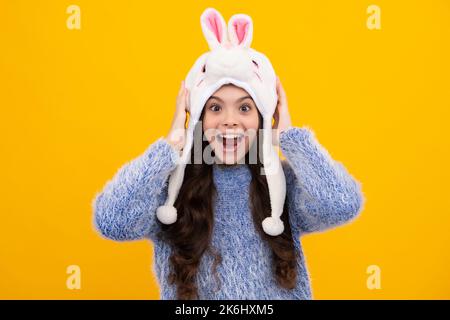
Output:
top-left (156, 106), bottom-right (297, 299)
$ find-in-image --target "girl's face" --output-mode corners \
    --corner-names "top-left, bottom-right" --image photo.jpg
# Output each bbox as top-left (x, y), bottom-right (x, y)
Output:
top-left (202, 84), bottom-right (260, 165)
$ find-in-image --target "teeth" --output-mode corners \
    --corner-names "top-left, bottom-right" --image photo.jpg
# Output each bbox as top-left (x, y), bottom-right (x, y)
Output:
top-left (216, 132), bottom-right (244, 143)
top-left (220, 133), bottom-right (243, 138)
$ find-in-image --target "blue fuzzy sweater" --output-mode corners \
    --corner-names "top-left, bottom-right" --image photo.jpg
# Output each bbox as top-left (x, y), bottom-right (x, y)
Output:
top-left (92, 126), bottom-right (365, 299)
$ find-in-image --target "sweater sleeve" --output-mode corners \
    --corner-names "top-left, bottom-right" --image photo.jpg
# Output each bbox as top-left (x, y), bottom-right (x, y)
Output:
top-left (279, 126), bottom-right (365, 237)
top-left (91, 137), bottom-right (180, 242)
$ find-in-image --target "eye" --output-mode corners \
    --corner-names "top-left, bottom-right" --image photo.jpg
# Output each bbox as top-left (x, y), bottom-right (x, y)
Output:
top-left (202, 64), bottom-right (206, 73)
top-left (209, 104), bottom-right (221, 112)
top-left (252, 60), bottom-right (259, 68)
top-left (240, 104), bottom-right (252, 112)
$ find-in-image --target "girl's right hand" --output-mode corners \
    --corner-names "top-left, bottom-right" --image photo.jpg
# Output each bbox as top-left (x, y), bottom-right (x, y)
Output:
top-left (166, 80), bottom-right (190, 153)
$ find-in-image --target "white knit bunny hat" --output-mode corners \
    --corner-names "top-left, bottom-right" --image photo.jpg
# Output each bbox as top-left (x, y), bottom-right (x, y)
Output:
top-left (156, 7), bottom-right (286, 236)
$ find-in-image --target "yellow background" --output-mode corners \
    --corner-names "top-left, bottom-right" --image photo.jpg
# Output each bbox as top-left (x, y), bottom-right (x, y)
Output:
top-left (1, 0), bottom-right (449, 299)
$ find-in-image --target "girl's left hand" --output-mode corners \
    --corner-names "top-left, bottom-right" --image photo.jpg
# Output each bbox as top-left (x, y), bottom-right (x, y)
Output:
top-left (272, 76), bottom-right (293, 146)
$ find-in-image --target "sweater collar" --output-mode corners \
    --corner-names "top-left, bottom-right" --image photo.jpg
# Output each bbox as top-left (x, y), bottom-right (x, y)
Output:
top-left (212, 163), bottom-right (252, 188)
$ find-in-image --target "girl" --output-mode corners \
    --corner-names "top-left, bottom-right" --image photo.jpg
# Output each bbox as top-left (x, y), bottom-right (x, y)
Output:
top-left (92, 8), bottom-right (365, 300)
top-left (92, 78), bottom-right (364, 300)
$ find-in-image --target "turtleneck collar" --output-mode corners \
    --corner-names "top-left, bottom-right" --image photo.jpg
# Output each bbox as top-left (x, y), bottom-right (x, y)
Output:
top-left (212, 163), bottom-right (252, 189)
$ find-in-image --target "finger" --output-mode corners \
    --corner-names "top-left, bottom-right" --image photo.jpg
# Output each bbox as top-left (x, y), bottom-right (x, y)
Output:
top-left (177, 89), bottom-right (188, 112)
top-left (178, 81), bottom-right (185, 97)
top-left (277, 79), bottom-right (286, 103)
top-left (185, 90), bottom-right (190, 112)
top-left (275, 78), bottom-right (285, 105)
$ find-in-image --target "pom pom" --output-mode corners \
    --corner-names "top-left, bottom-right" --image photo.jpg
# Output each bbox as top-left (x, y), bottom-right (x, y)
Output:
top-left (156, 205), bottom-right (178, 224)
top-left (262, 216), bottom-right (284, 236)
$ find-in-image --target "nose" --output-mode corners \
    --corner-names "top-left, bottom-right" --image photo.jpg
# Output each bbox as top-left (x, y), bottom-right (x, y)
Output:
top-left (222, 111), bottom-right (238, 128)
top-left (224, 122), bottom-right (238, 128)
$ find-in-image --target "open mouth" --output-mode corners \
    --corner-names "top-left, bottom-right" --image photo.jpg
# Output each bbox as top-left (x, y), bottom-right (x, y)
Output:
top-left (216, 132), bottom-right (245, 151)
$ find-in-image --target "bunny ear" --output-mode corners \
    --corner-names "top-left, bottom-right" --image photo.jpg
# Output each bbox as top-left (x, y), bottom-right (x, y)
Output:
top-left (228, 13), bottom-right (253, 48)
top-left (201, 8), bottom-right (227, 50)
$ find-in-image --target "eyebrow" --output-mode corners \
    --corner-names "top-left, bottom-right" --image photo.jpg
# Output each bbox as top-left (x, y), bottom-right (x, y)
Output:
top-left (208, 95), bottom-right (253, 103)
